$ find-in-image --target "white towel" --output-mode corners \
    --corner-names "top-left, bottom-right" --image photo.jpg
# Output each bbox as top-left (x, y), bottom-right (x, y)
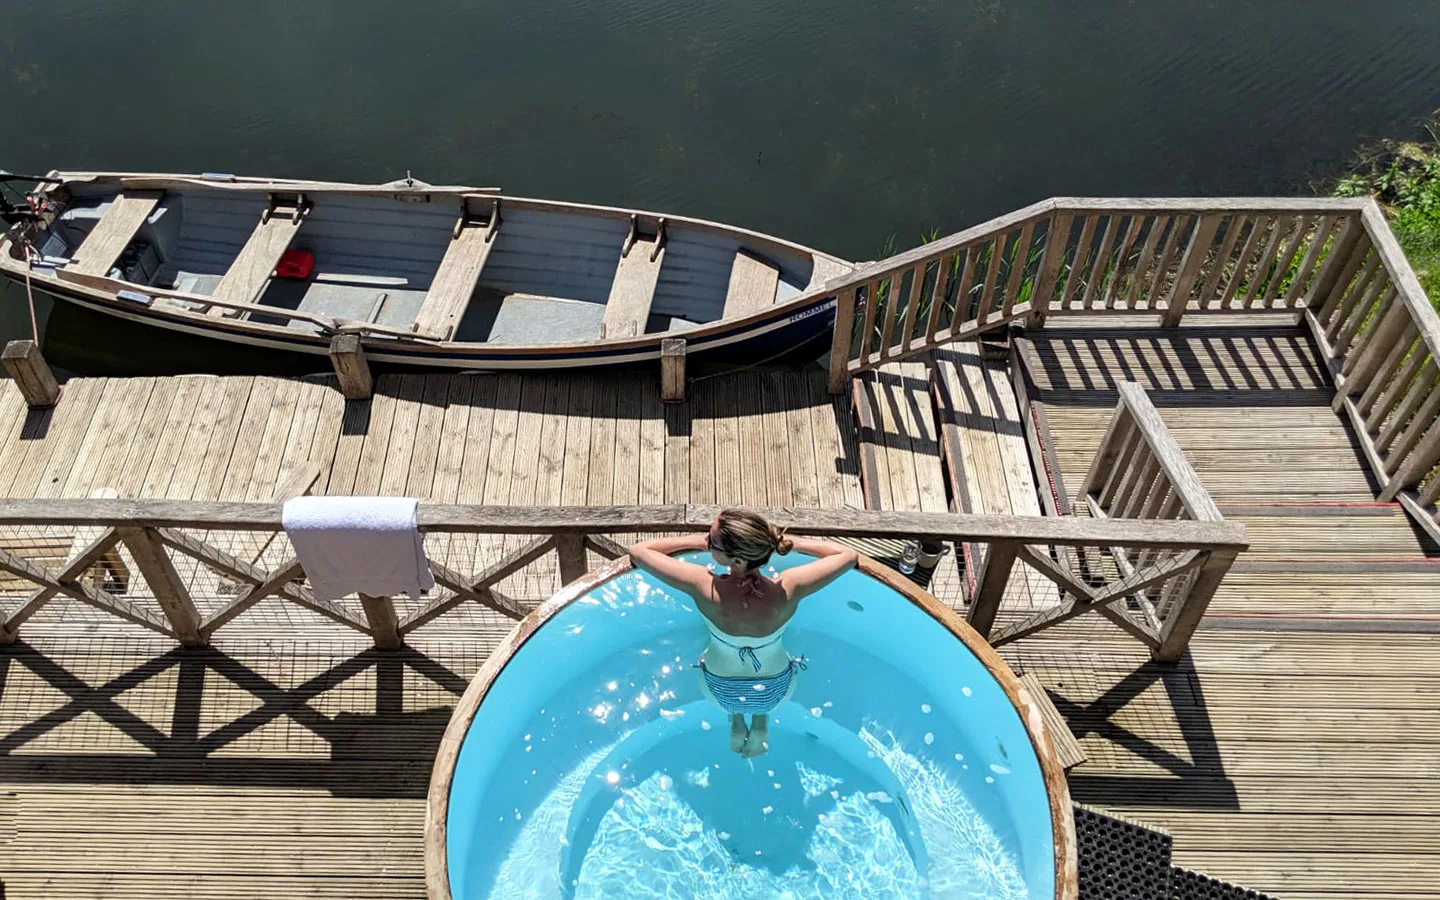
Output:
top-left (281, 496), bottom-right (435, 601)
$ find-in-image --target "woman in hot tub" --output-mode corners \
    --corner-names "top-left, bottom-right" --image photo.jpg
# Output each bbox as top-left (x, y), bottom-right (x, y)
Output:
top-left (630, 510), bottom-right (857, 758)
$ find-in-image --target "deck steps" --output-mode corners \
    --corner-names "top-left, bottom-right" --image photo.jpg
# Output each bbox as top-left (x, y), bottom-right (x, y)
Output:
top-left (931, 341), bottom-right (1052, 612)
top-left (71, 191), bottom-right (163, 276)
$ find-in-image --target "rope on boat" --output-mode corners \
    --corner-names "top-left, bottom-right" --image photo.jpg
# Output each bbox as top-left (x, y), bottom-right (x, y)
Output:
top-left (21, 240), bottom-right (40, 345)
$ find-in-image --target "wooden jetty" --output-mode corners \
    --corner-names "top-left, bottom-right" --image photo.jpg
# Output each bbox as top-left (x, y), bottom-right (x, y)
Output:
top-left (0, 196), bottom-right (1438, 898)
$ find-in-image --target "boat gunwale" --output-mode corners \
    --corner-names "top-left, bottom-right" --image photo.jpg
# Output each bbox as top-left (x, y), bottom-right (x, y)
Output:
top-left (2, 171), bottom-right (853, 355)
top-left (422, 554), bottom-right (1078, 900)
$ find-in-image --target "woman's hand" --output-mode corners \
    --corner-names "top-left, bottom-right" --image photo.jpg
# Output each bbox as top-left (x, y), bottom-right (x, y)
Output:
top-left (628, 535), bottom-right (716, 601)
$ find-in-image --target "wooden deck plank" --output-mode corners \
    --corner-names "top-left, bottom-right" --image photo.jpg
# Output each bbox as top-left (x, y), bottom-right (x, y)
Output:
top-left (638, 378), bottom-right (668, 507)
top-left (736, 372), bottom-right (769, 508)
top-left (480, 374), bottom-right (523, 508)
top-left (712, 376), bottom-right (742, 507)
top-left (534, 375), bottom-right (570, 509)
top-left (584, 376), bottom-right (618, 507)
top-left (78, 378), bottom-right (158, 497)
top-left (402, 375), bottom-right (450, 501)
top-left (11, 378), bottom-right (108, 501)
top-left (687, 378), bottom-right (716, 507)
top-left (71, 191), bottom-right (163, 276)
top-left (136, 377), bottom-right (209, 500)
top-left (270, 378), bottom-right (328, 500)
top-left (214, 378), bottom-right (279, 501)
top-left (611, 377), bottom-right (642, 507)
top-left (350, 376), bottom-right (401, 496)
top-left (760, 372), bottom-right (795, 506)
top-left (560, 378), bottom-right (595, 507)
top-left (376, 375), bottom-right (426, 498)
top-left (0, 380), bottom-right (47, 499)
top-left (163, 378), bottom-right (230, 501)
top-left (664, 393), bottom-right (690, 505)
top-left (808, 374), bottom-right (852, 512)
top-left (783, 373), bottom-right (821, 509)
top-left (241, 377), bottom-right (303, 502)
top-left (429, 377), bottom-right (475, 506)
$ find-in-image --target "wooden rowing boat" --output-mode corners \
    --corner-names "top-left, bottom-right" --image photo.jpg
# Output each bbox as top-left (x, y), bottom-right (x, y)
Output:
top-left (0, 171), bottom-right (853, 371)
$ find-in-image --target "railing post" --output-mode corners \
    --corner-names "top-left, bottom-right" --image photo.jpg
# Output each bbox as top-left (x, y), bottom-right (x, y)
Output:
top-left (329, 334), bottom-right (373, 400)
top-left (556, 533), bottom-right (588, 584)
top-left (360, 594), bottom-right (402, 649)
top-left (1028, 214), bottom-right (1071, 328)
top-left (827, 289), bottom-right (858, 395)
top-left (968, 540), bottom-right (1017, 639)
top-left (118, 526), bottom-right (204, 646)
top-left (660, 338), bottom-right (686, 402)
top-left (1307, 217), bottom-right (1365, 315)
top-left (2, 339), bottom-right (61, 409)
top-left (1153, 547), bottom-right (1238, 662)
top-left (1161, 214), bottom-right (1222, 327)
top-left (1380, 419), bottom-right (1440, 502)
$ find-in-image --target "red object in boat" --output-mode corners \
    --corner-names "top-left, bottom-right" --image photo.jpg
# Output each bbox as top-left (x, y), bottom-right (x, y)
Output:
top-left (275, 249), bottom-right (315, 280)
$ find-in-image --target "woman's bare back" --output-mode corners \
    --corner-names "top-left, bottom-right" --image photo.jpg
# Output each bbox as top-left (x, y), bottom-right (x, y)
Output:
top-left (698, 573), bottom-right (797, 637)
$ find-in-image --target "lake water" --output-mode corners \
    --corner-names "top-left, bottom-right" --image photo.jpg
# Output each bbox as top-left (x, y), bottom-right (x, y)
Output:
top-left (4, 0), bottom-right (1440, 373)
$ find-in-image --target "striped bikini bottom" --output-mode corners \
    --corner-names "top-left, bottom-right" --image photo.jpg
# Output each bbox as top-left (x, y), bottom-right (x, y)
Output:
top-left (699, 658), bottom-right (806, 716)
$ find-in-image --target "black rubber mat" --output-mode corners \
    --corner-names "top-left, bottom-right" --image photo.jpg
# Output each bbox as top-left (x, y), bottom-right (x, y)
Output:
top-left (1074, 805), bottom-right (1174, 900)
top-left (1170, 867), bottom-right (1277, 900)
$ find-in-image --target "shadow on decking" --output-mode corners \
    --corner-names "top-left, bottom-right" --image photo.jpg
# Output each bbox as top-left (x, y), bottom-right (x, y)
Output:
top-left (0, 641), bottom-right (465, 799)
top-left (1035, 652), bottom-right (1240, 811)
top-left (1029, 325), bottom-right (1332, 403)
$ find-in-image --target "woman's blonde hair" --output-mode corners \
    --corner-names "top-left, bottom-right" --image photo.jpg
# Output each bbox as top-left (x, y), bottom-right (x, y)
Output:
top-left (712, 508), bottom-right (793, 570)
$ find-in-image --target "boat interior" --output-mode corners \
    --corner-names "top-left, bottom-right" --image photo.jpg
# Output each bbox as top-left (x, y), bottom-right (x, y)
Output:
top-left (23, 180), bottom-right (836, 343)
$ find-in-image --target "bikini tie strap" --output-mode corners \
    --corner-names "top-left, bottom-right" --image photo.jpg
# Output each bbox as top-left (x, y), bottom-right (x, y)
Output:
top-left (739, 646), bottom-right (763, 672)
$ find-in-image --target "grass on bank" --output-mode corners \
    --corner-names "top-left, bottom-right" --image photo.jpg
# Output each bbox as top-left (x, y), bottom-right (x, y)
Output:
top-left (1335, 125), bottom-right (1440, 308)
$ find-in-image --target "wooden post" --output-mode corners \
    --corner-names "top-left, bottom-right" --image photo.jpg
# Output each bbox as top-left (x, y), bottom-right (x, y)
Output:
top-left (329, 334), bottom-right (373, 400)
top-left (2, 340), bottom-right (60, 408)
top-left (1307, 218), bottom-right (1364, 315)
top-left (118, 526), bottom-right (204, 646)
top-left (660, 338), bottom-right (686, 402)
top-left (967, 540), bottom-right (1017, 640)
top-left (360, 594), bottom-right (402, 649)
top-left (827, 288), bottom-right (858, 395)
top-left (555, 533), bottom-right (588, 585)
top-left (1154, 547), bottom-right (1239, 662)
top-left (1380, 419), bottom-right (1440, 501)
top-left (1161, 214), bottom-right (1221, 327)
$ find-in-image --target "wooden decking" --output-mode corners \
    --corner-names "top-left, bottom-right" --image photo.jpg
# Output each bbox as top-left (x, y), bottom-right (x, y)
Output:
top-left (1021, 315), bottom-right (1440, 896)
top-left (1, 314), bottom-right (1438, 898)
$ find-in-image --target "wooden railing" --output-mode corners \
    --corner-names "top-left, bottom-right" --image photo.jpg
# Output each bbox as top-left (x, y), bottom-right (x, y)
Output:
top-left (1062, 383), bottom-right (1235, 659)
top-left (0, 499), bottom-right (1244, 660)
top-left (1302, 203), bottom-right (1440, 541)
top-left (822, 198), bottom-right (1372, 392)
top-left (819, 194), bottom-right (1440, 534)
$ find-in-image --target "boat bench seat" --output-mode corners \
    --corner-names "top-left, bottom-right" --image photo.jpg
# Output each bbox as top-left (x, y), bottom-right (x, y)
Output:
top-left (602, 230), bottom-right (666, 339)
top-left (71, 191), bottom-right (164, 277)
top-left (721, 249), bottom-right (781, 319)
top-left (208, 194), bottom-right (311, 314)
top-left (414, 201), bottom-right (501, 341)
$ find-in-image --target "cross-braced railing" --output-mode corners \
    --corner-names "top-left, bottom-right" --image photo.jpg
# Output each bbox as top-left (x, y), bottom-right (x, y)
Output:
top-left (0, 500), bottom-right (1246, 662)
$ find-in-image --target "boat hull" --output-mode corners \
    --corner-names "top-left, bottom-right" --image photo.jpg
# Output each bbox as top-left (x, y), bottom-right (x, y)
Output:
top-left (17, 275), bottom-right (837, 372)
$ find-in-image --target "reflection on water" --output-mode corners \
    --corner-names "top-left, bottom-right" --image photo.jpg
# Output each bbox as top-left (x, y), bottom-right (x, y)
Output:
top-left (4, 2), bottom-right (1440, 371)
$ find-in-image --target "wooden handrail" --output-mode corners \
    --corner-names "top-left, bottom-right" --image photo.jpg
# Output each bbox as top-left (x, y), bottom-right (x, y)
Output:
top-left (0, 498), bottom-right (1246, 548)
top-left (0, 499), bottom-right (1246, 658)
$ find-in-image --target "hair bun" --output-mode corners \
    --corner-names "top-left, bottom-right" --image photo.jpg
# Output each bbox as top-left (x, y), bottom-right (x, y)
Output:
top-left (772, 525), bottom-right (793, 555)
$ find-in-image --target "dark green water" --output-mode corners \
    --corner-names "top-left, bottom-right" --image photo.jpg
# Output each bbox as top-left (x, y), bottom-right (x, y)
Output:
top-left (4, 0), bottom-right (1440, 373)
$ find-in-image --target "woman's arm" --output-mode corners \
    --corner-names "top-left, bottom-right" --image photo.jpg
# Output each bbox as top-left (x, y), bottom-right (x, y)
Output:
top-left (778, 538), bottom-right (858, 602)
top-left (628, 535), bottom-right (715, 601)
